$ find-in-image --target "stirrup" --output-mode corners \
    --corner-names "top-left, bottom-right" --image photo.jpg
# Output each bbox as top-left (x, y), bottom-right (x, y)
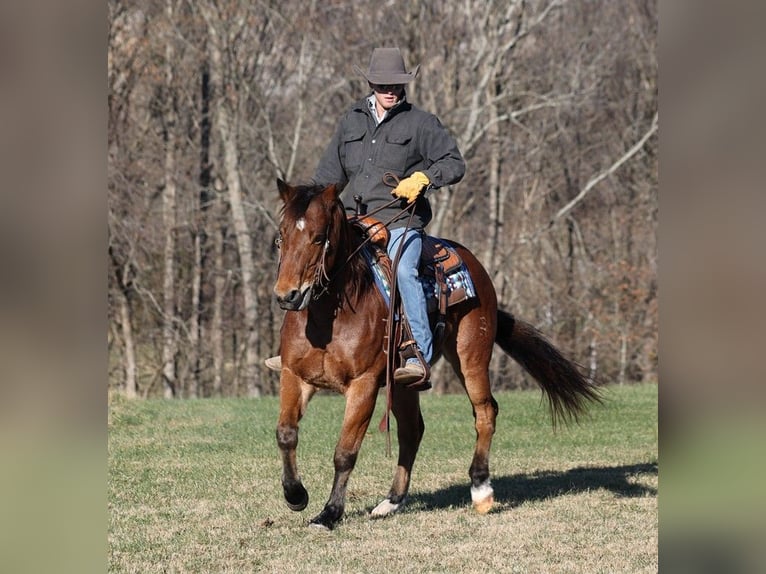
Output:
top-left (393, 362), bottom-right (426, 385)
top-left (394, 341), bottom-right (431, 390)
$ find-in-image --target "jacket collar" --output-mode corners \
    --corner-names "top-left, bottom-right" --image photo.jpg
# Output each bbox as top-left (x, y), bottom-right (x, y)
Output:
top-left (354, 94), bottom-right (410, 123)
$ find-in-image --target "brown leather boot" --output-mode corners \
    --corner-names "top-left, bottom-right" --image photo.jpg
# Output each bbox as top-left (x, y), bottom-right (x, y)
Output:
top-left (393, 361), bottom-right (426, 385)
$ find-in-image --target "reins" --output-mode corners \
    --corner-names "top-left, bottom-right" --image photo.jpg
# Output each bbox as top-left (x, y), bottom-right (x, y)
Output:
top-left (380, 199), bottom-right (418, 456)
top-left (376, 172), bottom-right (428, 456)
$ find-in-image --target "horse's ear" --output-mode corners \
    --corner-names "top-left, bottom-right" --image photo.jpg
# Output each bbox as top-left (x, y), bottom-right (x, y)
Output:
top-left (321, 183), bottom-right (342, 203)
top-left (277, 178), bottom-right (295, 204)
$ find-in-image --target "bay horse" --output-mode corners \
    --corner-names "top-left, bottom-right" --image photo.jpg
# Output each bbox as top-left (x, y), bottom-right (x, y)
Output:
top-left (272, 179), bottom-right (600, 530)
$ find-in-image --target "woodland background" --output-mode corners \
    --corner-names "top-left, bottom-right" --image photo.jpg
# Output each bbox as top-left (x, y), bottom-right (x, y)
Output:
top-left (107, 0), bottom-right (658, 398)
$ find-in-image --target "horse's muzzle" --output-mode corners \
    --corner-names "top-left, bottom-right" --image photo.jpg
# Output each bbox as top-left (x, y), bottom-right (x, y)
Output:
top-left (276, 286), bottom-right (312, 311)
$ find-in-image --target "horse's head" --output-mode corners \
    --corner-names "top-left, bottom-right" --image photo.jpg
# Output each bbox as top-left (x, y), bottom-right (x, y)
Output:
top-left (273, 179), bottom-right (344, 311)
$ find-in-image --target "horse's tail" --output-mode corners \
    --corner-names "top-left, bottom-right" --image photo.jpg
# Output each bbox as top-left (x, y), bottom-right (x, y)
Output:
top-left (495, 309), bottom-right (602, 425)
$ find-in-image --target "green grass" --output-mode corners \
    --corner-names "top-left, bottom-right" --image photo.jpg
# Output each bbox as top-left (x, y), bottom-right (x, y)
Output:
top-left (109, 384), bottom-right (657, 573)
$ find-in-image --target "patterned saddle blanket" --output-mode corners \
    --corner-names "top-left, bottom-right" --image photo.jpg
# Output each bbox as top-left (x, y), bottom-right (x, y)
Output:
top-left (362, 236), bottom-right (477, 313)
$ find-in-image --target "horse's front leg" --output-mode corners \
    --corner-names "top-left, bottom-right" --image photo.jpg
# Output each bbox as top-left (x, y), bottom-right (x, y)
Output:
top-left (277, 370), bottom-right (316, 512)
top-left (309, 378), bottom-right (378, 530)
top-left (371, 386), bottom-right (424, 517)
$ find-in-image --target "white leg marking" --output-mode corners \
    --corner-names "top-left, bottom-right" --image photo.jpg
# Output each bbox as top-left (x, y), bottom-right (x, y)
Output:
top-left (370, 497), bottom-right (406, 518)
top-left (471, 480), bottom-right (494, 514)
top-left (470, 480), bottom-right (493, 503)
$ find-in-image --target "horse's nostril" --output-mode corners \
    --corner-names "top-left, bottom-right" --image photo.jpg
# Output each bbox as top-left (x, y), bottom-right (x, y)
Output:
top-left (276, 289), bottom-right (302, 308)
top-left (285, 289), bottom-right (300, 303)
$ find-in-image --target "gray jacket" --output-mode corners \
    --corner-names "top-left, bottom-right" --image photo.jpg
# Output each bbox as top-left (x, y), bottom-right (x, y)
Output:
top-left (313, 94), bottom-right (465, 230)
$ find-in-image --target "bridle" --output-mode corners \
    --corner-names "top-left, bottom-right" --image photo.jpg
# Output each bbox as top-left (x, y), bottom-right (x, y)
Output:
top-left (275, 225), bottom-right (331, 300)
top-left (311, 233), bottom-right (332, 296)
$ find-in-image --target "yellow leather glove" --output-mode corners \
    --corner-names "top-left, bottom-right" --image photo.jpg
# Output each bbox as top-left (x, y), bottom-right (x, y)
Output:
top-left (392, 172), bottom-right (430, 203)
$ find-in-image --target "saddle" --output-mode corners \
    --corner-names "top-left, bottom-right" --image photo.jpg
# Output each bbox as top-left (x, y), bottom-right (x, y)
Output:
top-left (420, 236), bottom-right (462, 276)
top-left (350, 216), bottom-right (476, 389)
top-left (350, 215), bottom-right (474, 313)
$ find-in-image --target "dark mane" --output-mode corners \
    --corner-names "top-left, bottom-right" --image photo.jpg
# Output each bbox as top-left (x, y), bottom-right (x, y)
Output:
top-left (344, 226), bottom-right (375, 304)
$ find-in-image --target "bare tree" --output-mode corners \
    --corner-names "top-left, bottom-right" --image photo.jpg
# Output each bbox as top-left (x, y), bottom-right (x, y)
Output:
top-left (200, 2), bottom-right (262, 396)
top-left (160, 0), bottom-right (179, 398)
top-left (107, 0), bottom-right (658, 397)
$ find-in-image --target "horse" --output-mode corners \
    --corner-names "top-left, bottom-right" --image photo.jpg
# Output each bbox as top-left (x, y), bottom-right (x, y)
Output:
top-left (272, 179), bottom-right (601, 530)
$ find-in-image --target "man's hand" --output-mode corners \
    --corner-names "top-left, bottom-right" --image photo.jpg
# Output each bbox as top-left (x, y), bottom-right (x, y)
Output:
top-left (392, 172), bottom-right (430, 203)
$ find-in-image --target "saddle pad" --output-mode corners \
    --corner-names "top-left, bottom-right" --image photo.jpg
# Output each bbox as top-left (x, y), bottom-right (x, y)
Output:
top-left (362, 239), bottom-right (476, 311)
top-left (421, 269), bottom-right (475, 313)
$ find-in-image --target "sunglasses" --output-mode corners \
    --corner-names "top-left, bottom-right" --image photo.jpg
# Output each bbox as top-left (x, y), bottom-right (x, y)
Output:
top-left (371, 83), bottom-right (405, 93)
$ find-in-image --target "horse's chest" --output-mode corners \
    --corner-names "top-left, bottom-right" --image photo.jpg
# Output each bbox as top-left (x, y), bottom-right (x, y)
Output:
top-left (293, 320), bottom-right (385, 384)
top-left (282, 300), bottom-right (386, 390)
top-left (292, 347), bottom-right (374, 392)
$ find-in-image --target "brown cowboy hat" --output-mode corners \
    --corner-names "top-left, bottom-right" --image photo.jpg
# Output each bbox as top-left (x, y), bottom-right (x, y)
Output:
top-left (354, 47), bottom-right (420, 85)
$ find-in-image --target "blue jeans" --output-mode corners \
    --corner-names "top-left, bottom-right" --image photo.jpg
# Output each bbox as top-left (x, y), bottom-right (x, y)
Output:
top-left (387, 227), bottom-right (431, 364)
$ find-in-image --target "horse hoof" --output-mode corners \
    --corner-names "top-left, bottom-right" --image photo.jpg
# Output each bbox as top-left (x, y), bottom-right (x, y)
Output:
top-left (370, 497), bottom-right (406, 518)
top-left (308, 505), bottom-right (342, 530)
top-left (471, 481), bottom-right (494, 514)
top-left (473, 493), bottom-right (494, 514)
top-left (286, 499), bottom-right (308, 512)
top-left (308, 514), bottom-right (336, 530)
top-left (284, 483), bottom-right (309, 512)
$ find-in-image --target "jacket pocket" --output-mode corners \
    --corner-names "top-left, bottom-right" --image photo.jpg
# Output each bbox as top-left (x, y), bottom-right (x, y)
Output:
top-left (342, 129), bottom-right (366, 170)
top-left (381, 133), bottom-right (412, 172)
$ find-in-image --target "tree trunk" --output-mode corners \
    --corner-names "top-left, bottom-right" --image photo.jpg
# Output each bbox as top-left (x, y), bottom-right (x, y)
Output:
top-left (187, 228), bottom-right (201, 398)
top-left (483, 77), bottom-right (502, 271)
top-left (118, 289), bottom-right (137, 399)
top-left (205, 7), bottom-right (261, 397)
top-left (161, 0), bottom-right (177, 399)
top-left (188, 61), bottom-right (213, 399)
top-left (211, 180), bottom-right (226, 397)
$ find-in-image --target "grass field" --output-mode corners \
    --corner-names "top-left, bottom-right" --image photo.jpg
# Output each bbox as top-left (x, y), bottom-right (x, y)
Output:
top-left (108, 383), bottom-right (657, 573)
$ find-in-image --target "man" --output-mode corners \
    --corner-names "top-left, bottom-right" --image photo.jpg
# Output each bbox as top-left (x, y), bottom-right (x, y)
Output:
top-left (266, 47), bottom-right (465, 385)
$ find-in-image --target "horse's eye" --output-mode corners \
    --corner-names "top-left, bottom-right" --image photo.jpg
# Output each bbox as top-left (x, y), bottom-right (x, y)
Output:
top-left (312, 235), bottom-right (327, 245)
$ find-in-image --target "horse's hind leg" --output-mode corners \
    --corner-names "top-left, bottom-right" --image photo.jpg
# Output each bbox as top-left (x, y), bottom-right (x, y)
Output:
top-left (371, 387), bottom-right (424, 517)
top-left (276, 373), bottom-right (316, 512)
top-left (446, 349), bottom-right (498, 514)
top-left (468, 387), bottom-right (498, 514)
